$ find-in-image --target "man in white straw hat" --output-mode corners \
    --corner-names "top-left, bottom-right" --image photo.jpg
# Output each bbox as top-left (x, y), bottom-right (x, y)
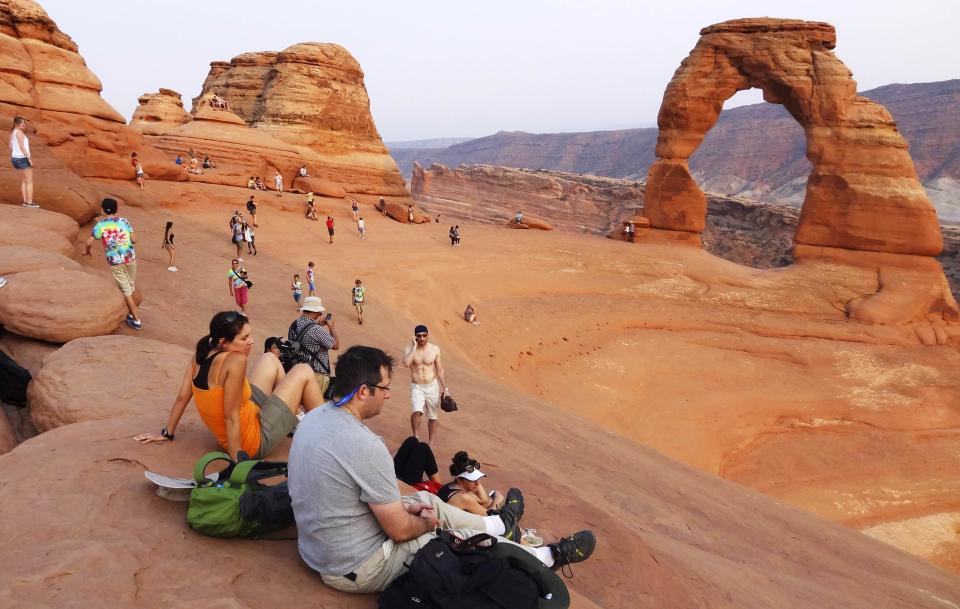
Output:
top-left (287, 295), bottom-right (340, 395)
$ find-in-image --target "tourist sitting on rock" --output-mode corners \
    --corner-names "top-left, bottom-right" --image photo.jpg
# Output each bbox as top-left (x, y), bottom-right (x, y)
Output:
top-left (188, 157), bottom-right (202, 175)
top-left (247, 176), bottom-right (256, 189)
top-left (299, 164), bottom-right (308, 177)
top-left (393, 435), bottom-right (442, 494)
top-left (255, 176), bottom-right (267, 191)
top-left (134, 311), bottom-right (325, 460)
top-left (305, 192), bottom-right (318, 221)
top-left (464, 304), bottom-right (479, 325)
top-left (175, 155), bottom-right (183, 166)
top-left (288, 344), bottom-right (597, 594)
top-left (202, 154), bottom-right (216, 169)
top-left (437, 451), bottom-right (505, 516)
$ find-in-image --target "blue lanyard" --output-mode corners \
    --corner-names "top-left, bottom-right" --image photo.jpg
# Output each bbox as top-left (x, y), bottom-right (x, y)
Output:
top-left (333, 386), bottom-right (359, 407)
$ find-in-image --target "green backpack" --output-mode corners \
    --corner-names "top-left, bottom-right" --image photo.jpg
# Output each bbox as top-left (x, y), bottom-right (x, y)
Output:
top-left (186, 452), bottom-right (295, 538)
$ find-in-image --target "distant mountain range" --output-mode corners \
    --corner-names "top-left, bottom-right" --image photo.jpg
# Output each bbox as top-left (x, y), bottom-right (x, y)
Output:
top-left (388, 79), bottom-right (960, 221)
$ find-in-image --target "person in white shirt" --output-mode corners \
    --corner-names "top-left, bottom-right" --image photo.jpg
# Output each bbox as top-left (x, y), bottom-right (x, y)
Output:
top-left (10, 116), bottom-right (36, 208)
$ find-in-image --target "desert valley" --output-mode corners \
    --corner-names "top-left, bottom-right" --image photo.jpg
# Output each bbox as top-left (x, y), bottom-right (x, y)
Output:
top-left (0, 2), bottom-right (958, 608)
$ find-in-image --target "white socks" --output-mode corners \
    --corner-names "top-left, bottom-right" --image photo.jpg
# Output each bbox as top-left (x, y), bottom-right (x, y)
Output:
top-left (534, 546), bottom-right (555, 567)
top-left (483, 515), bottom-right (505, 537)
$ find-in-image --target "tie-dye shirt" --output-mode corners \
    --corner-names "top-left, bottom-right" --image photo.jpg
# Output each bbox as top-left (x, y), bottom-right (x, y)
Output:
top-left (91, 216), bottom-right (136, 266)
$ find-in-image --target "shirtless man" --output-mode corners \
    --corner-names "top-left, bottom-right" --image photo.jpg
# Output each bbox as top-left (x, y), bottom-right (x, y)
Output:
top-left (402, 324), bottom-right (446, 445)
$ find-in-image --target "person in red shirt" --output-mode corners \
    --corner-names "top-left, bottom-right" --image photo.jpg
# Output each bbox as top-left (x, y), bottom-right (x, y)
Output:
top-left (326, 216), bottom-right (335, 244)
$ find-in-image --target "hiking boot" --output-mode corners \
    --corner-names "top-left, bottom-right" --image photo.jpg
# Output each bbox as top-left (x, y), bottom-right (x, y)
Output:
top-left (498, 487), bottom-right (524, 541)
top-left (548, 530), bottom-right (596, 576)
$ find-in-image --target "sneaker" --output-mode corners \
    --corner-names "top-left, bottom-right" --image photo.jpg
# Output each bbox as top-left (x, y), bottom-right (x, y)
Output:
top-left (520, 529), bottom-right (543, 547)
top-left (126, 313), bottom-right (135, 322)
top-left (498, 487), bottom-right (524, 541)
top-left (0, 277), bottom-right (6, 289)
top-left (548, 530), bottom-right (596, 576)
top-left (21, 202), bottom-right (39, 208)
top-left (125, 318), bottom-right (142, 331)
top-left (168, 266), bottom-right (178, 272)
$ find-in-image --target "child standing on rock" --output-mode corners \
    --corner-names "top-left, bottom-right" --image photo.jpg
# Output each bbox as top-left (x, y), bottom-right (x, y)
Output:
top-left (291, 274), bottom-right (303, 311)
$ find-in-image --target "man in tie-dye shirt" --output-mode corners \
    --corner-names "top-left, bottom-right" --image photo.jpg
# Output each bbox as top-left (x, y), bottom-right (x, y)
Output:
top-left (83, 198), bottom-right (142, 330)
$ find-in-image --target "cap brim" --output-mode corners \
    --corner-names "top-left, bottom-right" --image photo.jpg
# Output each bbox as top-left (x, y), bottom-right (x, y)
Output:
top-left (457, 469), bottom-right (486, 481)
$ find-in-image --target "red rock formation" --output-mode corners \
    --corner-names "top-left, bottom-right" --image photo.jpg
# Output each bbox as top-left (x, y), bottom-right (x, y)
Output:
top-left (194, 43), bottom-right (407, 196)
top-left (129, 88), bottom-right (190, 136)
top-left (0, 0), bottom-right (181, 221)
top-left (641, 18), bottom-right (957, 324)
top-left (645, 18), bottom-right (942, 257)
top-left (411, 162), bottom-right (643, 233)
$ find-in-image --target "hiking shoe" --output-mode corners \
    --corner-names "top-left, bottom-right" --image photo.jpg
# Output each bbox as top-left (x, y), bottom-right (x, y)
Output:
top-left (498, 487), bottom-right (524, 541)
top-left (549, 530), bottom-right (596, 576)
top-left (21, 202), bottom-right (39, 208)
top-left (125, 318), bottom-right (142, 331)
top-left (0, 277), bottom-right (6, 289)
top-left (520, 528), bottom-right (543, 547)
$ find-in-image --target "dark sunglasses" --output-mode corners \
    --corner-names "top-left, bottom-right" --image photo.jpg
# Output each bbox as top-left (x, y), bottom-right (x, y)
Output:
top-left (463, 462), bottom-right (481, 473)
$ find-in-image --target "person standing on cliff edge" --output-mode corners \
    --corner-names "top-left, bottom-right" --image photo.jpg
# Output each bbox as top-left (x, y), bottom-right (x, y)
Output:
top-left (402, 325), bottom-right (447, 445)
top-left (10, 116), bottom-right (36, 208)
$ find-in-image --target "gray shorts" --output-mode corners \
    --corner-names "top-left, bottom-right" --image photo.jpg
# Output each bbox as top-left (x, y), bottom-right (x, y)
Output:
top-left (250, 383), bottom-right (298, 458)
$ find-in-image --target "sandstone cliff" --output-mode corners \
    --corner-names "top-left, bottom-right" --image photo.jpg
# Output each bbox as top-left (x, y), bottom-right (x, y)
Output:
top-left (411, 162), bottom-right (644, 234)
top-left (189, 43), bottom-right (407, 196)
top-left (0, 0), bottom-right (181, 221)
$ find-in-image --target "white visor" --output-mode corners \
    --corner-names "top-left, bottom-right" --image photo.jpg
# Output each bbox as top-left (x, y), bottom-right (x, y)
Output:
top-left (457, 469), bottom-right (486, 482)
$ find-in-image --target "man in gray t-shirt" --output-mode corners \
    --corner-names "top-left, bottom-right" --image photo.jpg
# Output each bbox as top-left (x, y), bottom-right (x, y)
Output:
top-left (288, 346), bottom-right (597, 594)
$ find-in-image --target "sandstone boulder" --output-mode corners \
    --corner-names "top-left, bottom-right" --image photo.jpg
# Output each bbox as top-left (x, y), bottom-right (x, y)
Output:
top-left (0, 203), bottom-right (79, 240)
top-left (0, 128), bottom-right (104, 222)
top-left (0, 269), bottom-right (126, 342)
top-left (643, 18), bottom-right (943, 257)
top-left (507, 217), bottom-right (553, 230)
top-left (0, 221), bottom-right (72, 256)
top-left (195, 43), bottom-right (408, 196)
top-left (291, 176), bottom-right (347, 198)
top-left (0, 245), bottom-right (79, 275)
top-left (28, 335), bottom-right (190, 432)
top-left (374, 197), bottom-right (428, 223)
top-left (129, 88), bottom-right (191, 136)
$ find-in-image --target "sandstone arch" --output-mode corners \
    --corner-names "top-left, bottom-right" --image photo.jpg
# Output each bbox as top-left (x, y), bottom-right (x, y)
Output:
top-left (643, 18), bottom-right (943, 257)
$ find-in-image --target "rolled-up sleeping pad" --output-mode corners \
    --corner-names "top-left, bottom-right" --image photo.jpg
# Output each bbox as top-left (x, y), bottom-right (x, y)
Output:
top-left (490, 542), bottom-right (570, 609)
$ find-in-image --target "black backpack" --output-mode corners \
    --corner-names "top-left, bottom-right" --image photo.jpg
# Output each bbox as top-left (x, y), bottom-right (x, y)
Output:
top-left (0, 350), bottom-right (31, 406)
top-left (379, 531), bottom-right (570, 609)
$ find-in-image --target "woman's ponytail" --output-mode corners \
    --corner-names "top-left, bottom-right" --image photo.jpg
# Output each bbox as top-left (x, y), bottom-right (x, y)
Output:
top-left (195, 334), bottom-right (213, 364)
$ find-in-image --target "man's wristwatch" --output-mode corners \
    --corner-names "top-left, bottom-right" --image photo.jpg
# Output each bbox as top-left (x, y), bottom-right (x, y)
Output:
top-left (160, 427), bottom-right (175, 441)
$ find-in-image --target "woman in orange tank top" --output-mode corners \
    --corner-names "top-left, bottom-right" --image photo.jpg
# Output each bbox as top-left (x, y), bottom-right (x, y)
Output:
top-left (135, 311), bottom-right (326, 460)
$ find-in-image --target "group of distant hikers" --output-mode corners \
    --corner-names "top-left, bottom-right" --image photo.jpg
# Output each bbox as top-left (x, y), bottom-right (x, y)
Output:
top-left (132, 307), bottom-right (596, 597)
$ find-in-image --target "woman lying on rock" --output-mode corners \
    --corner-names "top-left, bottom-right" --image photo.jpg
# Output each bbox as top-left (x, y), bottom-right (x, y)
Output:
top-left (134, 310), bottom-right (325, 460)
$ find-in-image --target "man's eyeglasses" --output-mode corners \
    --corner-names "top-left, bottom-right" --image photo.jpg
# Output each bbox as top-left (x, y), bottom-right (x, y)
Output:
top-left (368, 384), bottom-right (391, 392)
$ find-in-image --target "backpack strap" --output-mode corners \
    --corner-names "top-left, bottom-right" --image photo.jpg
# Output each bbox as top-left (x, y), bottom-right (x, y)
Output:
top-left (289, 319), bottom-right (330, 375)
top-left (226, 459), bottom-right (260, 488)
top-left (193, 452), bottom-right (233, 485)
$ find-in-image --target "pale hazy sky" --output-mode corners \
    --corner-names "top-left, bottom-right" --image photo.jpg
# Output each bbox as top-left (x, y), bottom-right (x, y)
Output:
top-left (40, 0), bottom-right (959, 142)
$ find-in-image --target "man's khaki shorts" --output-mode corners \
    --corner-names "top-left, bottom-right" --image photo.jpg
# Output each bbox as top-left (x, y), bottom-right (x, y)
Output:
top-left (110, 261), bottom-right (137, 296)
top-left (315, 373), bottom-right (331, 396)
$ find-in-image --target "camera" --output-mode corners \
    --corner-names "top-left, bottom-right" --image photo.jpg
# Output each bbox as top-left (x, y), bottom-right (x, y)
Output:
top-left (277, 339), bottom-right (299, 372)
